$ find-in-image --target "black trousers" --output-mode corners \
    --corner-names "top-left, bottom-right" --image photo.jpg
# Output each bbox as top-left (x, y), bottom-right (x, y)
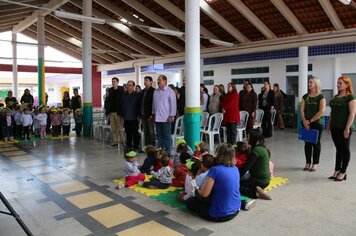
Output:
top-left (261, 109), bottom-right (272, 138)
top-left (304, 122), bottom-right (323, 164)
top-left (142, 117), bottom-right (155, 146)
top-left (186, 197), bottom-right (240, 222)
top-left (16, 125), bottom-right (23, 138)
top-left (331, 128), bottom-right (352, 173)
top-left (240, 176), bottom-right (269, 199)
top-left (124, 120), bottom-right (139, 149)
top-left (75, 123), bottom-right (82, 136)
top-left (62, 125), bottom-right (70, 136)
top-left (226, 123), bottom-right (237, 145)
top-left (23, 125), bottom-right (30, 138)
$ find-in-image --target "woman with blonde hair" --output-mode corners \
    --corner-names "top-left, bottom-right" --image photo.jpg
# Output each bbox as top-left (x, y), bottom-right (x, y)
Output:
top-left (328, 76), bottom-right (356, 181)
top-left (300, 76), bottom-right (326, 172)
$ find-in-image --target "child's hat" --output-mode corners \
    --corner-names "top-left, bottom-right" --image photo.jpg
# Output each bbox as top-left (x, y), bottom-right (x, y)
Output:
top-left (125, 151), bottom-right (137, 157)
top-left (75, 108), bottom-right (82, 113)
top-left (176, 138), bottom-right (186, 146)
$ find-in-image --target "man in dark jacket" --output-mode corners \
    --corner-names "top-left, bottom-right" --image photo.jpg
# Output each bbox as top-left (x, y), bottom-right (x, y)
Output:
top-left (122, 80), bottom-right (140, 150)
top-left (105, 77), bottom-right (125, 147)
top-left (140, 76), bottom-right (156, 146)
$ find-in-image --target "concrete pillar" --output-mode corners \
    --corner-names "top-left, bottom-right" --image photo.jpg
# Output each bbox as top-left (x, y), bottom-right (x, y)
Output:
top-left (12, 32), bottom-right (18, 99)
top-left (298, 46), bottom-right (308, 100)
top-left (135, 66), bottom-right (141, 86)
top-left (184, 0), bottom-right (200, 150)
top-left (333, 57), bottom-right (340, 94)
top-left (82, 0), bottom-right (93, 137)
top-left (92, 66), bottom-right (101, 107)
top-left (37, 15), bottom-right (45, 105)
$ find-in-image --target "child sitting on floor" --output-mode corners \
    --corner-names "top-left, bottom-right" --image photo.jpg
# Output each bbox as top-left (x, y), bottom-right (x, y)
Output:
top-left (234, 141), bottom-right (251, 182)
top-left (142, 153), bottom-right (173, 189)
top-left (118, 150), bottom-right (146, 189)
top-left (195, 154), bottom-right (215, 189)
top-left (140, 145), bottom-right (158, 174)
top-left (155, 148), bottom-right (174, 170)
top-left (193, 141), bottom-right (209, 158)
top-left (178, 158), bottom-right (201, 202)
top-left (171, 152), bottom-right (191, 187)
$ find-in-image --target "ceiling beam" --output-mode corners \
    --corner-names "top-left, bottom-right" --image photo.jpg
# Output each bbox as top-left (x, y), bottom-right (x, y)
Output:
top-left (0, 8), bottom-right (32, 17)
top-left (44, 19), bottom-right (123, 63)
top-left (121, 0), bottom-right (186, 44)
top-left (270, 0), bottom-right (308, 35)
top-left (318, 0), bottom-right (344, 30)
top-left (0, 0), bottom-right (48, 12)
top-left (153, 0), bottom-right (218, 39)
top-left (22, 28), bottom-right (83, 62)
top-left (58, 4), bottom-right (155, 56)
top-left (12, 0), bottom-right (71, 33)
top-left (0, 13), bottom-right (29, 23)
top-left (0, 26), bottom-right (12, 32)
top-left (27, 25), bottom-right (108, 64)
top-left (199, 0), bottom-right (249, 43)
top-left (226, 0), bottom-right (276, 39)
top-left (92, 0), bottom-right (183, 52)
top-left (48, 14), bottom-right (137, 59)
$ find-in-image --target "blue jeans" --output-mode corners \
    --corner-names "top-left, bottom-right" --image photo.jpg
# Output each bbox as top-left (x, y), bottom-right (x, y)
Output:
top-left (155, 122), bottom-right (172, 155)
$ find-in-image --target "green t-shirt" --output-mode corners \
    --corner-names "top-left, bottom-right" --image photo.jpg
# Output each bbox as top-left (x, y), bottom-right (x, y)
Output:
top-left (303, 93), bottom-right (325, 125)
top-left (329, 94), bottom-right (355, 129)
top-left (250, 145), bottom-right (271, 185)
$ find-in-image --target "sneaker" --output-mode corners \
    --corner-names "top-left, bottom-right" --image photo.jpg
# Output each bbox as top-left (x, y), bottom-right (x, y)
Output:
top-left (110, 143), bottom-right (118, 147)
top-left (243, 199), bottom-right (256, 211)
top-left (137, 181), bottom-right (144, 186)
top-left (256, 186), bottom-right (272, 200)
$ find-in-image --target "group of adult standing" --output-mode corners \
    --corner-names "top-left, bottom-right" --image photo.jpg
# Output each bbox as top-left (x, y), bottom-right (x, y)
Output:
top-left (301, 76), bottom-right (355, 181)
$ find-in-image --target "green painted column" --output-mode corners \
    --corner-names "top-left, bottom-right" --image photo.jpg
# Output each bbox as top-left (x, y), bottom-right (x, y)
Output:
top-left (184, 107), bottom-right (200, 151)
top-left (83, 102), bottom-right (93, 137)
top-left (38, 58), bottom-right (45, 105)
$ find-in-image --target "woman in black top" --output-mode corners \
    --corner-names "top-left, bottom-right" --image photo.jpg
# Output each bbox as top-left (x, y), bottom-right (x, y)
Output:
top-left (62, 91), bottom-right (71, 108)
top-left (258, 81), bottom-right (275, 138)
top-left (5, 91), bottom-right (18, 109)
top-left (20, 89), bottom-right (34, 108)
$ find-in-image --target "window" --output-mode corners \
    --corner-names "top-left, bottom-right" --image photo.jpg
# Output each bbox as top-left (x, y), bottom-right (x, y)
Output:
top-left (286, 64), bottom-right (313, 72)
top-left (231, 77), bottom-right (269, 85)
top-left (203, 70), bottom-right (214, 76)
top-left (231, 66), bottom-right (269, 75)
top-left (203, 79), bottom-right (214, 86)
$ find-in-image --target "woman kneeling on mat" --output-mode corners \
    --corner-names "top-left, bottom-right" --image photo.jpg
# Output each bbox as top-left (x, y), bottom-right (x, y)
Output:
top-left (186, 144), bottom-right (246, 222)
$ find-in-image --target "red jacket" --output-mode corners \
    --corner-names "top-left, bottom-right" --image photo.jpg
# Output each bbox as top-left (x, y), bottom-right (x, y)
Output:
top-left (171, 164), bottom-right (188, 187)
top-left (221, 92), bottom-right (240, 124)
top-left (235, 153), bottom-right (249, 168)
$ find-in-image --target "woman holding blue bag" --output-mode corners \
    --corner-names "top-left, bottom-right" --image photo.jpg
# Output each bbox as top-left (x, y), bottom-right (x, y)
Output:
top-left (300, 76), bottom-right (326, 172)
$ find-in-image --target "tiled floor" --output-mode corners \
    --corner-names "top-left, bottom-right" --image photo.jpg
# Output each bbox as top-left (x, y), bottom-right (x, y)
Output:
top-left (1, 129), bottom-right (356, 236)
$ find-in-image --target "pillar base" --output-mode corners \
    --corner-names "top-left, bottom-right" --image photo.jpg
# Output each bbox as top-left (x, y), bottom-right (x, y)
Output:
top-left (83, 103), bottom-right (93, 137)
top-left (184, 107), bottom-right (201, 151)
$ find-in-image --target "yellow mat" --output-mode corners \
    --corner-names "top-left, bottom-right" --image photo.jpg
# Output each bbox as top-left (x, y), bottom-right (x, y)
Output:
top-left (265, 176), bottom-right (289, 192)
top-left (113, 175), bottom-right (288, 197)
top-left (113, 175), bottom-right (182, 197)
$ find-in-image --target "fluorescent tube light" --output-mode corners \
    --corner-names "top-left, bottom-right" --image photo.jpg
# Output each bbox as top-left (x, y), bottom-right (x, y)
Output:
top-left (338, 0), bottom-right (351, 5)
top-left (148, 27), bottom-right (184, 37)
top-left (54, 10), bottom-right (106, 24)
top-left (209, 39), bottom-right (234, 47)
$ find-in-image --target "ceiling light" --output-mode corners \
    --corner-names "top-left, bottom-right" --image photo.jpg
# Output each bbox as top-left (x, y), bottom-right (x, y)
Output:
top-left (54, 10), bottom-right (106, 24)
top-left (148, 27), bottom-right (184, 37)
top-left (338, 0), bottom-right (352, 5)
top-left (209, 39), bottom-right (234, 47)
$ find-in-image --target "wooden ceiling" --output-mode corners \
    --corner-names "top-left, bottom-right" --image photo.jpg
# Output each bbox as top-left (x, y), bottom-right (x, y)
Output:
top-left (1, 0), bottom-right (356, 65)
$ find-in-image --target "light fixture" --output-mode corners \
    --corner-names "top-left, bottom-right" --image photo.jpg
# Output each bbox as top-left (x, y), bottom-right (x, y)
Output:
top-left (54, 10), bottom-right (106, 24)
top-left (209, 39), bottom-right (235, 47)
top-left (148, 27), bottom-right (184, 37)
top-left (338, 0), bottom-right (351, 5)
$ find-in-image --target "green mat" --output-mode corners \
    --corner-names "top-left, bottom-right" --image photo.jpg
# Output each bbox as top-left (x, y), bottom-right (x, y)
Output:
top-left (149, 189), bottom-right (251, 213)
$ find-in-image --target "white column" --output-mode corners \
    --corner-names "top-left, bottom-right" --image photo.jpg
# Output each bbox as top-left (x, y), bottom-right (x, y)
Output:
top-left (185, 0), bottom-right (200, 108)
top-left (135, 66), bottom-right (141, 86)
top-left (82, 0), bottom-right (93, 136)
top-left (333, 57), bottom-right (340, 94)
top-left (200, 58), bottom-right (204, 83)
top-left (298, 46), bottom-right (308, 100)
top-left (12, 32), bottom-right (18, 98)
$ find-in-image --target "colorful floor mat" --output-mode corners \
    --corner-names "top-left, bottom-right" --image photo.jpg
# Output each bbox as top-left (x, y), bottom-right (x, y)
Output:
top-left (113, 176), bottom-right (288, 211)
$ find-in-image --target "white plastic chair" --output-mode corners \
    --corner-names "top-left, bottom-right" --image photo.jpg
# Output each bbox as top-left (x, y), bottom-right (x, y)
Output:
top-left (271, 108), bottom-right (277, 134)
top-left (200, 111), bottom-right (210, 133)
top-left (201, 113), bottom-right (224, 152)
top-left (138, 119), bottom-right (145, 150)
top-left (171, 115), bottom-right (184, 147)
top-left (253, 109), bottom-right (264, 131)
top-left (237, 110), bottom-right (249, 142)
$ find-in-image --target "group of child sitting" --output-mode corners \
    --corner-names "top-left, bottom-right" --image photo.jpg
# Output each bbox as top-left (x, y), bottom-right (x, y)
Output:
top-left (0, 104), bottom-right (84, 142)
top-left (118, 138), bottom-right (274, 205)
